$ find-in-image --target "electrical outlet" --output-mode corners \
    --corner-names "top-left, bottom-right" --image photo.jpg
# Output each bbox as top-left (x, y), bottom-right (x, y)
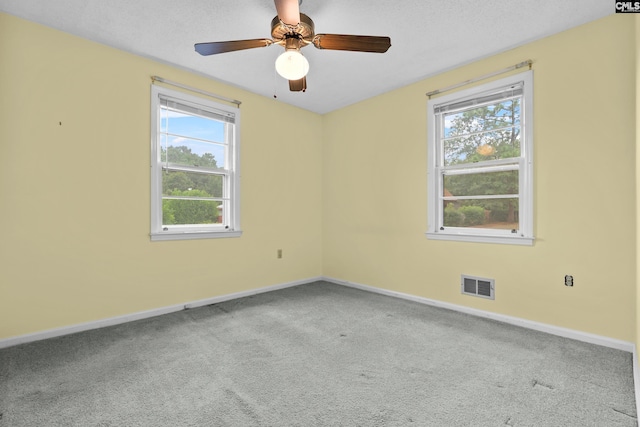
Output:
top-left (277, 249), bottom-right (283, 259)
top-left (564, 275), bottom-right (573, 287)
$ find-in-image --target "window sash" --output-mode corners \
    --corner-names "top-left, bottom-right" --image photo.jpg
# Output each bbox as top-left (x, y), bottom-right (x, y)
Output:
top-left (436, 160), bottom-right (523, 231)
top-left (437, 94), bottom-right (523, 167)
top-left (159, 167), bottom-right (232, 228)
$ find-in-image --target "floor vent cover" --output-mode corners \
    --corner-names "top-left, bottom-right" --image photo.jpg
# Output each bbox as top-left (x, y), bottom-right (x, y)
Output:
top-left (461, 275), bottom-right (495, 300)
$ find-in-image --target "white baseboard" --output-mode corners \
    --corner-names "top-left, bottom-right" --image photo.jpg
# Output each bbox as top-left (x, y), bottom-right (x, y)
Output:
top-left (634, 346), bottom-right (640, 420)
top-left (0, 276), bottom-right (322, 350)
top-left (322, 276), bottom-right (635, 353)
top-left (182, 276), bottom-right (322, 309)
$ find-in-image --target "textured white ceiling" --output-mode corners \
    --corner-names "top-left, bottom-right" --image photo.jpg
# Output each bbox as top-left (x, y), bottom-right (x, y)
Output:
top-left (0, 0), bottom-right (612, 114)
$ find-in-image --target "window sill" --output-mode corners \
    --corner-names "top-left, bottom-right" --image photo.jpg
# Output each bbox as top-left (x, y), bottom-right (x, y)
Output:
top-left (151, 230), bottom-right (243, 242)
top-left (425, 231), bottom-right (534, 246)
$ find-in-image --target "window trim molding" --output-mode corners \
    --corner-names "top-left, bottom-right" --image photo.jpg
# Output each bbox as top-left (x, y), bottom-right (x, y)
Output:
top-left (150, 230), bottom-right (243, 242)
top-left (426, 70), bottom-right (534, 245)
top-left (149, 85), bottom-right (242, 241)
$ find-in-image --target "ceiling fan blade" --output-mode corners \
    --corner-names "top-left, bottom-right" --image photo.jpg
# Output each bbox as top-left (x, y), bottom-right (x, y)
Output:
top-left (274, 0), bottom-right (300, 26)
top-left (289, 76), bottom-right (307, 92)
top-left (195, 39), bottom-right (273, 56)
top-left (313, 34), bottom-right (391, 53)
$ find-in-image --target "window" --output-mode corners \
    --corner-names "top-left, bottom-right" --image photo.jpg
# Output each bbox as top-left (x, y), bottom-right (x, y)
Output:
top-left (426, 71), bottom-right (533, 245)
top-left (150, 85), bottom-right (241, 241)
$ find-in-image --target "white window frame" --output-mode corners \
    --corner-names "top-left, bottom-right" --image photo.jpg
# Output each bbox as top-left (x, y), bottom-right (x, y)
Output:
top-left (150, 85), bottom-right (241, 241)
top-left (426, 71), bottom-right (533, 245)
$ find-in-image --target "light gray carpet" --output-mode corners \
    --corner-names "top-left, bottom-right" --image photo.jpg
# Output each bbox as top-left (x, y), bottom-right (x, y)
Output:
top-left (0, 281), bottom-right (636, 426)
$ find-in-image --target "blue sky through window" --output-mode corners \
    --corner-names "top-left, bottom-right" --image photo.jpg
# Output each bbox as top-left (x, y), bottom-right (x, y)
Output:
top-left (161, 109), bottom-right (226, 167)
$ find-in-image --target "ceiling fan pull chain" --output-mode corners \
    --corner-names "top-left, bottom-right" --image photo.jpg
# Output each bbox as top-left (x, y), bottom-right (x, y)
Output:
top-left (273, 66), bottom-right (278, 99)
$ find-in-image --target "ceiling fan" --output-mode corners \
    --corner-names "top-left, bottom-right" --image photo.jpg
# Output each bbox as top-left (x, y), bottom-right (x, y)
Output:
top-left (194, 0), bottom-right (391, 92)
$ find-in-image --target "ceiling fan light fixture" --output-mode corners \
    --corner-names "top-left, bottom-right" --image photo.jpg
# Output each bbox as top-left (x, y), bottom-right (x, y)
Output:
top-left (275, 49), bottom-right (309, 80)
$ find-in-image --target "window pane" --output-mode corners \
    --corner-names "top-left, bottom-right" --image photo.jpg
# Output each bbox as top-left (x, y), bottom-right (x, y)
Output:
top-left (444, 170), bottom-right (518, 197)
top-left (443, 128), bottom-right (521, 166)
top-left (160, 135), bottom-right (226, 169)
top-left (162, 170), bottom-right (223, 198)
top-left (161, 108), bottom-right (226, 143)
top-left (444, 98), bottom-right (521, 135)
top-left (443, 199), bottom-right (519, 230)
top-left (443, 97), bottom-right (521, 166)
top-left (162, 199), bottom-right (223, 226)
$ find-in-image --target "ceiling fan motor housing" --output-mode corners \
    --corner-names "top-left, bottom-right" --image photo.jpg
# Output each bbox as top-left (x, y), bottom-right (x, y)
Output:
top-left (271, 13), bottom-right (315, 46)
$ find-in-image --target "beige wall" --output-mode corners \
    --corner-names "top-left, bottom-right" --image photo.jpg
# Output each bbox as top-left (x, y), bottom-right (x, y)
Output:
top-left (636, 14), bottom-right (640, 349)
top-left (0, 13), bottom-right (323, 339)
top-left (323, 14), bottom-right (637, 342)
top-left (1, 13), bottom-right (637, 344)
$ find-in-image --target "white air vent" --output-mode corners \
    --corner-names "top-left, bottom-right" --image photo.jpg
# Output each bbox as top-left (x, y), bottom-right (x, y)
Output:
top-left (461, 275), bottom-right (495, 300)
